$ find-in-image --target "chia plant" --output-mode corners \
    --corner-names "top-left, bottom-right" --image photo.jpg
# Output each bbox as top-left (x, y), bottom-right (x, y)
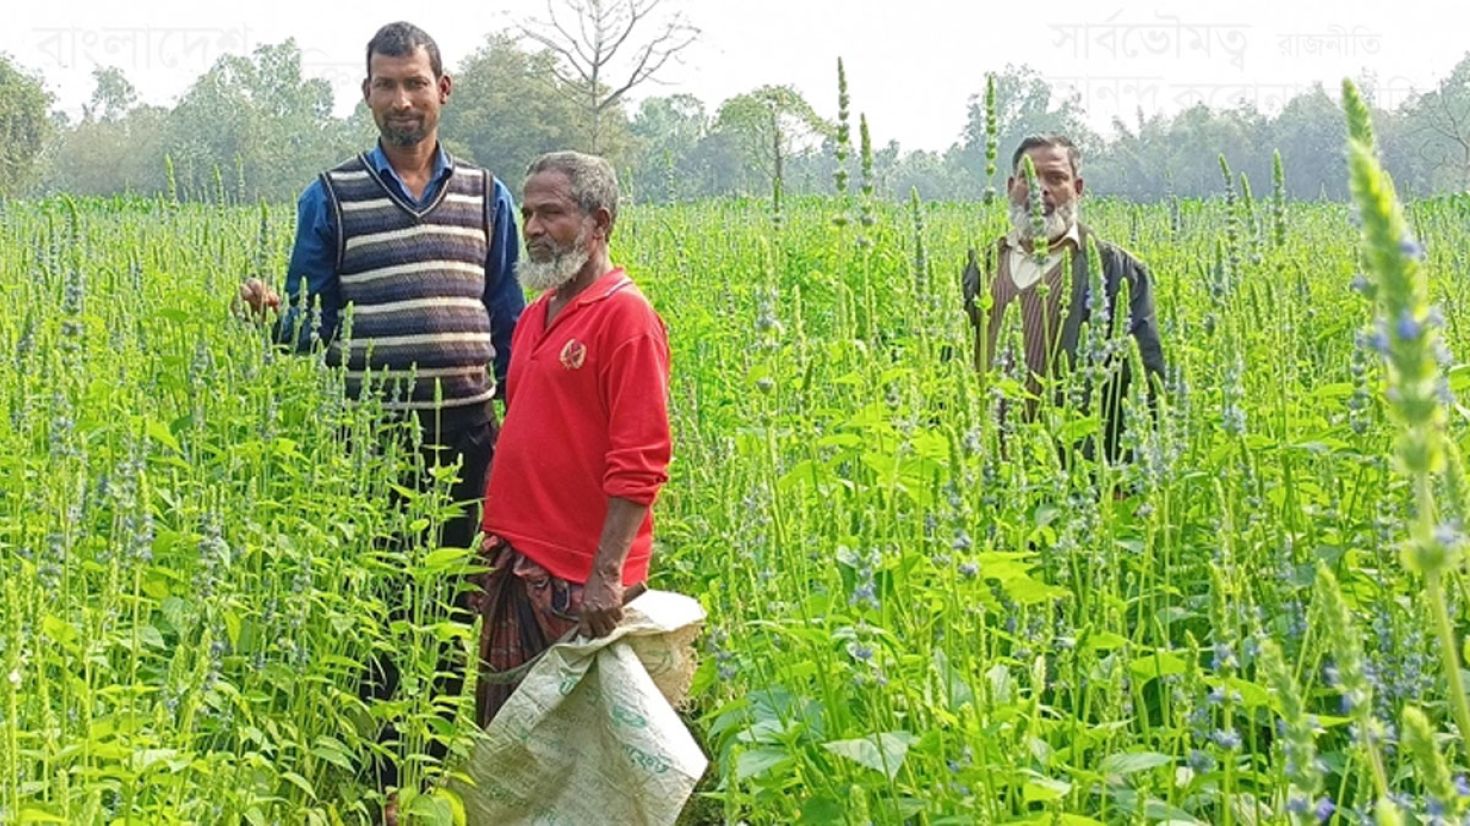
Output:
top-left (1342, 76), bottom-right (1470, 749)
top-left (833, 58), bottom-right (851, 227)
top-left (983, 73), bottom-right (998, 205)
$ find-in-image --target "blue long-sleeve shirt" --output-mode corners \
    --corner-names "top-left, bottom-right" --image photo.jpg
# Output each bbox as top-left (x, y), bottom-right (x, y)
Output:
top-left (276, 142), bottom-right (524, 391)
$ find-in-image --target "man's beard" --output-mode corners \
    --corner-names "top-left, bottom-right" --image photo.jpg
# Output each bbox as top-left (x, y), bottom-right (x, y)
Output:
top-left (378, 115), bottom-right (429, 147)
top-left (517, 226), bottom-right (592, 292)
top-left (1009, 199), bottom-right (1079, 244)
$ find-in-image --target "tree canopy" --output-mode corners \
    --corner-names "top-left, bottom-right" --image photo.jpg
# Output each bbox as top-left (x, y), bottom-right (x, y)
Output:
top-left (0, 54), bottom-right (54, 196)
top-left (23, 38), bottom-right (1470, 204)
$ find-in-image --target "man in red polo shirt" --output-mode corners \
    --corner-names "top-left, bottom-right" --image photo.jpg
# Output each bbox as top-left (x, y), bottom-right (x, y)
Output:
top-left (474, 150), bottom-right (672, 725)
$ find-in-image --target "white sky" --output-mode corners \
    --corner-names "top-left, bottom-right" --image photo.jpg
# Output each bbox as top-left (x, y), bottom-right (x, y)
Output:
top-left (4, 0), bottom-right (1463, 153)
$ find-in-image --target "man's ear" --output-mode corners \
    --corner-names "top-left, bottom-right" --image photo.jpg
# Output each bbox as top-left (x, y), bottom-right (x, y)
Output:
top-left (439, 73), bottom-right (453, 103)
top-left (595, 207), bottom-right (614, 240)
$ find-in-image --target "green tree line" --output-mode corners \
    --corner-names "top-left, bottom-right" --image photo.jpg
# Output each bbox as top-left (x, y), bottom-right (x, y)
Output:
top-left (3, 38), bottom-right (1468, 203)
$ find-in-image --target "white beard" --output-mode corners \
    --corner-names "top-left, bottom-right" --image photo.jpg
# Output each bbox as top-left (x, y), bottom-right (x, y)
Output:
top-left (1009, 199), bottom-right (1079, 244)
top-left (516, 227), bottom-right (592, 292)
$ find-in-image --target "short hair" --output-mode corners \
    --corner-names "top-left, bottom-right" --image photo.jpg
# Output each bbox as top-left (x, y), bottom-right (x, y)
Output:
top-left (1011, 134), bottom-right (1081, 178)
top-left (366, 22), bottom-right (443, 79)
top-left (525, 151), bottom-right (621, 237)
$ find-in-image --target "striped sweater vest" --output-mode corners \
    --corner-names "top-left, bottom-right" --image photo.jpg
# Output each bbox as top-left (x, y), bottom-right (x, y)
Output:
top-left (984, 241), bottom-right (1068, 397)
top-left (320, 153), bottom-right (497, 411)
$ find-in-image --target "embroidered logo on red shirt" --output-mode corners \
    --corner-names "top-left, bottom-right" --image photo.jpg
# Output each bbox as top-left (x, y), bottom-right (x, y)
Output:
top-left (559, 339), bottom-right (587, 370)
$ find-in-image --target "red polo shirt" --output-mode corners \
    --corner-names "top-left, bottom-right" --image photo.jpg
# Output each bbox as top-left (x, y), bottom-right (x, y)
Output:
top-left (482, 268), bottom-right (671, 585)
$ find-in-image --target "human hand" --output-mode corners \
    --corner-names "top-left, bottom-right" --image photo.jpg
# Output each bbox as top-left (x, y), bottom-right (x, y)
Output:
top-left (235, 277), bottom-right (280, 321)
top-left (479, 534), bottom-right (506, 561)
top-left (578, 568), bottom-right (625, 638)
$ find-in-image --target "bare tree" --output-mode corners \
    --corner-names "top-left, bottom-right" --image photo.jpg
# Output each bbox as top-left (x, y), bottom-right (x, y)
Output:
top-left (1404, 54), bottom-right (1470, 192)
top-left (518, 0), bottom-right (699, 153)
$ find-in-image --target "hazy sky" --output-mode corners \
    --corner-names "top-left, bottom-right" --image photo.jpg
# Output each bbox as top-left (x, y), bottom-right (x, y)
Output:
top-left (5, 0), bottom-right (1463, 152)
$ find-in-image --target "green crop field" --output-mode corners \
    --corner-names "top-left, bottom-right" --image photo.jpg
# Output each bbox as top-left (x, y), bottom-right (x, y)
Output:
top-left (2, 83), bottom-right (1469, 825)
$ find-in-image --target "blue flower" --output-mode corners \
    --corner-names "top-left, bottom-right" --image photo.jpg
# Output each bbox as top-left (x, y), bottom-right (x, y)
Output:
top-left (1434, 339), bottom-right (1455, 368)
top-left (1221, 405), bottom-right (1247, 436)
top-left (1434, 522), bottom-right (1463, 549)
top-left (1364, 327), bottom-right (1391, 355)
top-left (1396, 311), bottom-right (1423, 342)
top-left (1211, 728), bottom-right (1241, 750)
top-left (962, 429), bottom-right (982, 455)
top-left (1314, 796), bottom-right (1335, 822)
top-left (1399, 237), bottom-right (1426, 260)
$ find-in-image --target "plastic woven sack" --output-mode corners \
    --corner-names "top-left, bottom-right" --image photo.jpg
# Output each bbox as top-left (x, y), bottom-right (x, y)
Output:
top-left (452, 590), bottom-right (707, 826)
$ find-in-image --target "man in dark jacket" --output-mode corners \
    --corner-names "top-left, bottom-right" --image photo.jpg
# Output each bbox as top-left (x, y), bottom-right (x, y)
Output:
top-left (962, 133), bottom-right (1164, 463)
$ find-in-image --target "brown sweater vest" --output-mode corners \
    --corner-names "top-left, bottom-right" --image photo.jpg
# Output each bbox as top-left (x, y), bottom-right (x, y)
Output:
top-left (982, 245), bottom-right (1069, 401)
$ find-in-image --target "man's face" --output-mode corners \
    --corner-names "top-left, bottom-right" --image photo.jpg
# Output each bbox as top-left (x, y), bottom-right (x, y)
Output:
top-left (1007, 145), bottom-right (1083, 216)
top-left (1007, 145), bottom-right (1084, 242)
top-left (363, 46), bottom-right (450, 148)
top-left (518, 170), bottom-right (599, 291)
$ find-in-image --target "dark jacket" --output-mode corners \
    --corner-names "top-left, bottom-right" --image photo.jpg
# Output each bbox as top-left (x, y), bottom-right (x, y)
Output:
top-left (962, 224), bottom-right (1165, 462)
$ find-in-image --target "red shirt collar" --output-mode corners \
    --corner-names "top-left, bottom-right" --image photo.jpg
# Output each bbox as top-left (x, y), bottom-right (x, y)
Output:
top-left (538, 267), bottom-right (631, 308)
top-left (577, 268), bottom-right (631, 305)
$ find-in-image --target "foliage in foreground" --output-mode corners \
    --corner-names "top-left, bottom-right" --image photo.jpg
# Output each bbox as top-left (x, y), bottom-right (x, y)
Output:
top-left (4, 88), bottom-right (1470, 823)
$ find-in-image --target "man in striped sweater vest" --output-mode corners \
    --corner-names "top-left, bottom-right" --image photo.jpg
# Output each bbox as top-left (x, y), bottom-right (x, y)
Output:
top-left (237, 21), bottom-right (522, 818)
top-left (962, 134), bottom-right (1166, 464)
